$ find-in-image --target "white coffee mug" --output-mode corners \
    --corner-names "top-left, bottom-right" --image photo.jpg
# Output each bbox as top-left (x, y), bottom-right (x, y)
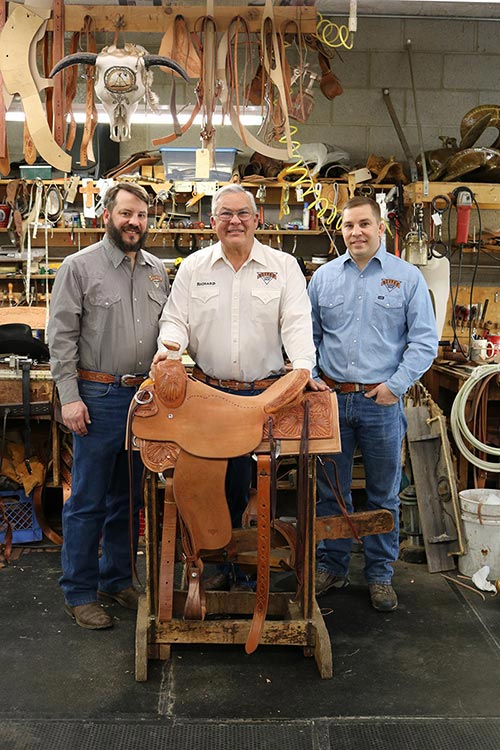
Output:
top-left (470, 338), bottom-right (495, 362)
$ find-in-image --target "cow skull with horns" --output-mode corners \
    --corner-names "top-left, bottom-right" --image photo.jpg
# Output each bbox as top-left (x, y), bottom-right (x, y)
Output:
top-left (50, 43), bottom-right (189, 142)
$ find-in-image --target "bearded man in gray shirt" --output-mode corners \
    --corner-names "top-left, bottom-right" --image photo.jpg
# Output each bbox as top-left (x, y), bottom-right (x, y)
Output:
top-left (48, 182), bottom-right (169, 629)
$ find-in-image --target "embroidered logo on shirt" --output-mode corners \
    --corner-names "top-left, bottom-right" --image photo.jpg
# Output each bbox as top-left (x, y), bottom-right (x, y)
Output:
top-left (381, 278), bottom-right (401, 292)
top-left (149, 274), bottom-right (163, 288)
top-left (257, 271), bottom-right (277, 285)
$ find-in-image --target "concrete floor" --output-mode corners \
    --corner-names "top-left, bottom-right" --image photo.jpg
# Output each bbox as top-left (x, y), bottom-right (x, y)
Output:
top-left (2, 541), bottom-right (500, 749)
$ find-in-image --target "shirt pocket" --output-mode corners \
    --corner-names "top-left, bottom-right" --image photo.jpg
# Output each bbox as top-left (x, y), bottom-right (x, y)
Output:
top-left (318, 293), bottom-right (344, 328)
top-left (190, 286), bottom-right (220, 325)
top-left (86, 292), bottom-right (122, 333)
top-left (372, 293), bottom-right (404, 329)
top-left (251, 287), bottom-right (281, 324)
top-left (147, 288), bottom-right (168, 325)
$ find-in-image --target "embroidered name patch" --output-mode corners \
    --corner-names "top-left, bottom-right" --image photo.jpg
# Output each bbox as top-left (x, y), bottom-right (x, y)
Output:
top-left (149, 274), bottom-right (163, 288)
top-left (381, 278), bottom-right (401, 291)
top-left (257, 271), bottom-right (277, 285)
top-left (196, 281), bottom-right (216, 286)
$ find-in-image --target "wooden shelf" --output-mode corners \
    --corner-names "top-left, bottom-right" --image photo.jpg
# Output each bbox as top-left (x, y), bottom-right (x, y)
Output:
top-left (404, 181), bottom-right (500, 209)
top-left (59, 4), bottom-right (317, 34)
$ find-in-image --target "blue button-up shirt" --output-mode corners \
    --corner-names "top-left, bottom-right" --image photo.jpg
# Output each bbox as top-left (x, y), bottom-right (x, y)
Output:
top-left (307, 239), bottom-right (438, 397)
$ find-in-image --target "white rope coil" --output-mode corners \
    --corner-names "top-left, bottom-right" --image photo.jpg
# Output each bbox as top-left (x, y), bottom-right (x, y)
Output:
top-left (450, 363), bottom-right (500, 472)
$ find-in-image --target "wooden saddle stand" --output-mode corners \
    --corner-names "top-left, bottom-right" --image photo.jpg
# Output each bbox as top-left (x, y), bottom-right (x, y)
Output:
top-left (128, 359), bottom-right (393, 681)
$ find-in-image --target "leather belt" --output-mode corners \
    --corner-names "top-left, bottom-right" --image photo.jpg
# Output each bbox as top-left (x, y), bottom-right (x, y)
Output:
top-left (321, 373), bottom-right (381, 393)
top-left (191, 366), bottom-right (279, 391)
top-left (77, 369), bottom-right (147, 387)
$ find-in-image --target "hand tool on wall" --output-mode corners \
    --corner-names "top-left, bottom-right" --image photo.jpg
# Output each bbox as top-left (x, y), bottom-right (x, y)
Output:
top-left (404, 202), bottom-right (428, 266)
top-left (382, 88), bottom-right (418, 182)
top-left (429, 194), bottom-right (450, 258)
top-left (454, 188), bottom-right (473, 246)
top-left (406, 40), bottom-right (428, 194)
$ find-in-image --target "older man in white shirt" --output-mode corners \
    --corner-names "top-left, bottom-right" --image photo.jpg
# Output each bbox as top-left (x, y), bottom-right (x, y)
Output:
top-left (153, 183), bottom-right (320, 590)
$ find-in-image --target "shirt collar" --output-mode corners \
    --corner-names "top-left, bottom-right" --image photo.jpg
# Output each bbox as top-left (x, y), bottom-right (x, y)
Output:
top-left (209, 237), bottom-right (269, 268)
top-left (104, 234), bottom-right (152, 268)
top-left (342, 236), bottom-right (388, 270)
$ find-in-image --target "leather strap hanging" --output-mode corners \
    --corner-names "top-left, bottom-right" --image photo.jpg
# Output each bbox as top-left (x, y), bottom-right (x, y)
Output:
top-left (51, 0), bottom-right (65, 147)
top-left (217, 5), bottom-right (293, 161)
top-left (158, 479), bottom-right (178, 621)
top-left (0, 0), bottom-right (9, 176)
top-left (80, 15), bottom-right (98, 168)
top-left (245, 450), bottom-right (272, 655)
top-left (21, 359), bottom-right (32, 474)
top-left (197, 8), bottom-right (218, 156)
top-left (63, 30), bottom-right (80, 152)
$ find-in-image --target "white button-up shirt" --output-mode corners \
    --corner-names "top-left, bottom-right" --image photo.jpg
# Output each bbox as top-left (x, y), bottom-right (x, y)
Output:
top-left (158, 238), bottom-right (315, 381)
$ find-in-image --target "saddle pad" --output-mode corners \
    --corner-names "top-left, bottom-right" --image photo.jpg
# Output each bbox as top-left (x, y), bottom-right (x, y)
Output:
top-left (132, 367), bottom-right (309, 459)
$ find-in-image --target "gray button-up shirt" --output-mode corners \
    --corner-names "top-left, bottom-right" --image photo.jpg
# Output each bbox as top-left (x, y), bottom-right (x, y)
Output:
top-left (47, 235), bottom-right (169, 405)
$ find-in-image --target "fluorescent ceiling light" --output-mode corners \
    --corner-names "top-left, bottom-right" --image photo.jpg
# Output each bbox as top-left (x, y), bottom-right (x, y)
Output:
top-left (5, 104), bottom-right (263, 127)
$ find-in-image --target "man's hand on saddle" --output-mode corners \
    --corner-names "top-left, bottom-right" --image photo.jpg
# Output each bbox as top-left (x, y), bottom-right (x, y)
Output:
top-left (309, 377), bottom-right (330, 392)
top-left (364, 383), bottom-right (398, 405)
top-left (151, 341), bottom-right (181, 377)
top-left (62, 400), bottom-right (91, 436)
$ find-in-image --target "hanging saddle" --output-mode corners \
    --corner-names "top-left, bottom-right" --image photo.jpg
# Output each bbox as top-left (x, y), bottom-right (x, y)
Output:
top-left (128, 358), bottom-right (340, 651)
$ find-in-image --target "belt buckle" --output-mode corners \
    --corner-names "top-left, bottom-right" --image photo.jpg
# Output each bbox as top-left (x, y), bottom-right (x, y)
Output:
top-left (354, 384), bottom-right (363, 392)
top-left (120, 373), bottom-right (137, 387)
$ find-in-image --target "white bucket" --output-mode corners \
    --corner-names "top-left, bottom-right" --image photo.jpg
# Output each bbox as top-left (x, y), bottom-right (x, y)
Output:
top-left (458, 489), bottom-right (500, 578)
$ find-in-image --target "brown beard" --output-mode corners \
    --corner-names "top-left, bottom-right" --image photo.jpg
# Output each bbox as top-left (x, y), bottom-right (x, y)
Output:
top-left (107, 217), bottom-right (148, 254)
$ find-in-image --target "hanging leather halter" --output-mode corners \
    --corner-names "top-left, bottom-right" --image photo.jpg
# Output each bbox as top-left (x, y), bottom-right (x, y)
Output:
top-left (217, 1), bottom-right (293, 161)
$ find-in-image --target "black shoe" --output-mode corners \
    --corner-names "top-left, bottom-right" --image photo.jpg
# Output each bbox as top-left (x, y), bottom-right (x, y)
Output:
top-left (369, 583), bottom-right (398, 611)
top-left (315, 570), bottom-right (349, 596)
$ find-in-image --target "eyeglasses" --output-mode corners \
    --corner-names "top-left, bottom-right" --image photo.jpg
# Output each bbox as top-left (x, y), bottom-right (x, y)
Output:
top-left (213, 209), bottom-right (254, 222)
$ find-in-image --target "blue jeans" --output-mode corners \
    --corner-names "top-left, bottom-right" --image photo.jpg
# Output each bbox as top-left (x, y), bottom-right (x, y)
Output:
top-left (60, 380), bottom-right (144, 606)
top-left (316, 392), bottom-right (407, 584)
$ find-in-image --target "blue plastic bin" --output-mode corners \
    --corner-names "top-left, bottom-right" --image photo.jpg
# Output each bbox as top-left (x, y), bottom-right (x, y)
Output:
top-left (0, 490), bottom-right (42, 544)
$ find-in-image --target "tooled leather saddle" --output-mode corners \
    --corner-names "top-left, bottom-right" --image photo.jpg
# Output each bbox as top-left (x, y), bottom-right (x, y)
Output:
top-left (128, 358), bottom-right (340, 653)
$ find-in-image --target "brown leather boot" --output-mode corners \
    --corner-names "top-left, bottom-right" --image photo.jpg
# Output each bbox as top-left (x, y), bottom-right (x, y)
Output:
top-left (65, 602), bottom-right (113, 629)
top-left (97, 586), bottom-right (140, 610)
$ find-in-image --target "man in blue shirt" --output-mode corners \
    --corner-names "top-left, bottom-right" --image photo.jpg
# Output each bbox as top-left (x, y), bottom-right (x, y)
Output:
top-left (308, 196), bottom-right (438, 611)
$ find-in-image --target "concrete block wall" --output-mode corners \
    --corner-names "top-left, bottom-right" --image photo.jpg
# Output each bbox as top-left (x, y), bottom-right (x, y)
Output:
top-left (105, 14), bottom-right (500, 179)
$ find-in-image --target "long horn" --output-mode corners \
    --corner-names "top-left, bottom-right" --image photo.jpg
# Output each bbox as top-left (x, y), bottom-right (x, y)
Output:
top-left (142, 56), bottom-right (189, 82)
top-left (49, 53), bottom-right (98, 77)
